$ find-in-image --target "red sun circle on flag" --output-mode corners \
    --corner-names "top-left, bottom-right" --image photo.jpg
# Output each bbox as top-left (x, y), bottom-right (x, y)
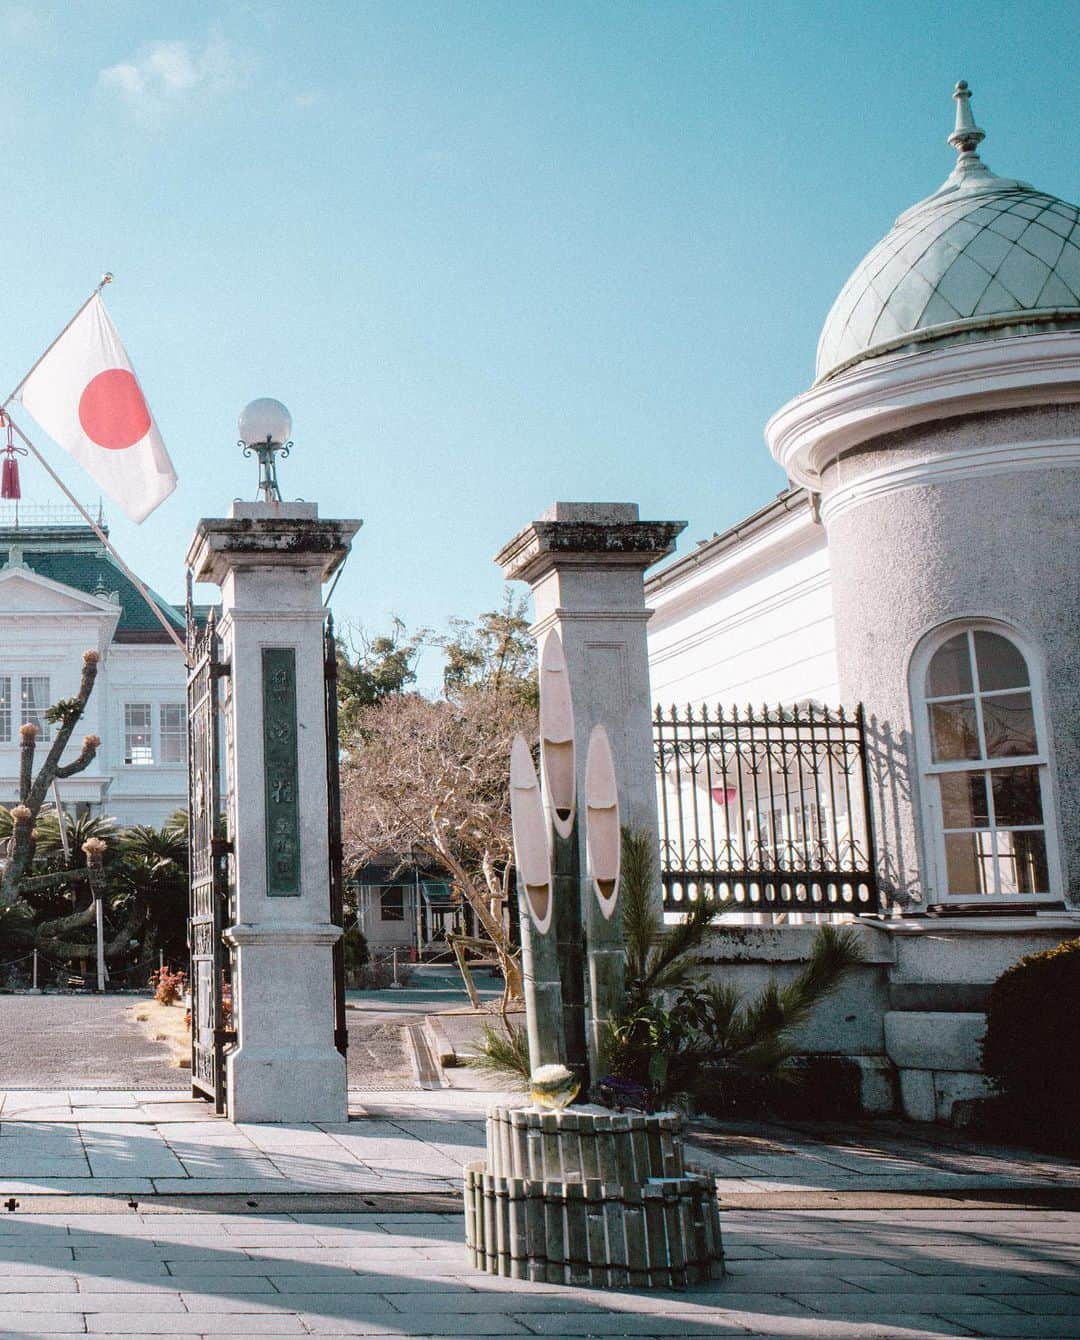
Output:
top-left (78, 368), bottom-right (151, 450)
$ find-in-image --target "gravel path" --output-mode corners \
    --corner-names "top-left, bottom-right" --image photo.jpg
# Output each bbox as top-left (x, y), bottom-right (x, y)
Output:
top-left (346, 1012), bottom-right (416, 1089)
top-left (0, 993), bottom-right (183, 1089)
top-left (0, 993), bottom-right (421, 1092)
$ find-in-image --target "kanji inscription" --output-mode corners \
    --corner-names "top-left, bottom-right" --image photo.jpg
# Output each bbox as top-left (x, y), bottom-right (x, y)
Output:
top-left (262, 647), bottom-right (301, 896)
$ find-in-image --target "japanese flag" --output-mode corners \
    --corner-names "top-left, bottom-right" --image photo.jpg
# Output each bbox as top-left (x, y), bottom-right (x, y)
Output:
top-left (18, 294), bottom-right (177, 523)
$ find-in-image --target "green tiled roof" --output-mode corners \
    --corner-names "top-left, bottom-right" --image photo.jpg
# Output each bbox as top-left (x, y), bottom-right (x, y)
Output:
top-left (0, 525), bottom-right (185, 643)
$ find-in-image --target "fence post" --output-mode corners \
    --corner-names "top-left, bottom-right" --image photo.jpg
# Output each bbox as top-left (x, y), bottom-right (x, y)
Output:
top-left (495, 504), bottom-right (685, 903)
top-left (31, 949), bottom-right (38, 992)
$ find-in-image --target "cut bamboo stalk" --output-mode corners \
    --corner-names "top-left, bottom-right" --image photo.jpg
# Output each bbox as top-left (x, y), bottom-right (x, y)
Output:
top-left (539, 632), bottom-right (588, 1083)
top-left (584, 724), bottom-right (626, 1082)
top-left (543, 1177), bottom-right (566, 1284)
top-left (509, 734), bottom-right (566, 1072)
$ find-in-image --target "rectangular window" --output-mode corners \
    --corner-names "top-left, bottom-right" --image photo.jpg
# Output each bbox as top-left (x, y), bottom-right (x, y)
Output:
top-left (159, 703), bottom-right (186, 764)
top-left (21, 676), bottom-right (50, 740)
top-left (0, 676), bottom-right (10, 743)
top-left (124, 703), bottom-right (153, 765)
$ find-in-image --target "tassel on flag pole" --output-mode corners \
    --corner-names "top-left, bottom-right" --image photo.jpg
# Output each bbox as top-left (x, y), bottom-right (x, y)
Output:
top-left (0, 411), bottom-right (27, 500)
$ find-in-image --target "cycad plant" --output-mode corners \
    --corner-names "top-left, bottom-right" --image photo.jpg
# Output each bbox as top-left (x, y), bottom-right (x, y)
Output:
top-left (600, 827), bottom-right (864, 1112)
top-left (33, 809), bottom-right (119, 861)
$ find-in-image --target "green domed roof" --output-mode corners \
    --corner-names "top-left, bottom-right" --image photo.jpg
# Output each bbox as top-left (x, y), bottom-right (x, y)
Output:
top-left (816, 83), bottom-right (1080, 383)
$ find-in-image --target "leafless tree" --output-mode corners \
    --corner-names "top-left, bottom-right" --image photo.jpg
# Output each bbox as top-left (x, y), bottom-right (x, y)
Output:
top-left (341, 685), bottom-right (537, 1004)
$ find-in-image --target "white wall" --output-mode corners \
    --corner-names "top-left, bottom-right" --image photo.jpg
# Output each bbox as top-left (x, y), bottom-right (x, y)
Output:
top-left (647, 496), bottom-right (838, 711)
top-left (103, 643), bottom-right (188, 828)
top-left (0, 564), bottom-right (187, 829)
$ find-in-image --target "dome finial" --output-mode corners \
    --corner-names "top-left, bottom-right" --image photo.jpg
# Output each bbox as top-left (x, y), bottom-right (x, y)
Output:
top-left (948, 79), bottom-right (986, 155)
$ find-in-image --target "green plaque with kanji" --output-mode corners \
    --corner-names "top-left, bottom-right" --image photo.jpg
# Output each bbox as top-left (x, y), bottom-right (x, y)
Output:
top-left (262, 647), bottom-right (301, 896)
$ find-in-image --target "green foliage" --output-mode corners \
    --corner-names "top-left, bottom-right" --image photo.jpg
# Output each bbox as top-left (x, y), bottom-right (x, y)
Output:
top-left (467, 1020), bottom-right (531, 1085)
top-left (34, 810), bottom-right (119, 862)
top-left (0, 815), bottom-right (191, 980)
top-left (43, 697), bottom-right (84, 729)
top-left (341, 923), bottom-right (369, 973)
top-left (604, 923), bottom-right (864, 1111)
top-left (981, 936), bottom-right (1080, 1147)
top-left (433, 591), bottom-right (537, 707)
top-left (337, 619), bottom-right (423, 733)
top-left (119, 823), bottom-right (187, 869)
top-left (620, 826), bottom-right (722, 1011)
top-left (604, 826), bottom-right (864, 1112)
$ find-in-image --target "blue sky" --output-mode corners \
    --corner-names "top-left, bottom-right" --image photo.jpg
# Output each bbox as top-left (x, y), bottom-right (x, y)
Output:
top-left (1, 1), bottom-right (1077, 683)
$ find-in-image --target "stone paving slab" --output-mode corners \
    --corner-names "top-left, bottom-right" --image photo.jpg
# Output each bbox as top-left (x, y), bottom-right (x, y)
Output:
top-left (2, 1089), bottom-right (1078, 1210)
top-left (0, 1206), bottom-right (1070, 1336)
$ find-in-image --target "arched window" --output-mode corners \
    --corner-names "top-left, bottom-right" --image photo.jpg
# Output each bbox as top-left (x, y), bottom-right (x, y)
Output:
top-left (915, 625), bottom-right (1055, 902)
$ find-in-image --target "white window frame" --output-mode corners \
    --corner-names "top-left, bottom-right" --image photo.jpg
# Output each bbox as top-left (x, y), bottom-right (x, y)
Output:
top-left (20, 675), bottom-right (51, 741)
top-left (120, 698), bottom-right (187, 769)
top-left (124, 702), bottom-right (154, 766)
top-left (158, 703), bottom-right (186, 765)
top-left (910, 620), bottom-right (1061, 906)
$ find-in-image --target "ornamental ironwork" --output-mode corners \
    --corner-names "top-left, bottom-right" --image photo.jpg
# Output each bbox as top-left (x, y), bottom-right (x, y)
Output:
top-left (324, 613), bottom-right (348, 1058)
top-left (654, 701), bottom-right (880, 916)
top-left (186, 593), bottom-right (232, 1112)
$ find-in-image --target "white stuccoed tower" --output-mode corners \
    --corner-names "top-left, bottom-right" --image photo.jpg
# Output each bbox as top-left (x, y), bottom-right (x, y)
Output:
top-left (186, 400), bottom-right (360, 1123)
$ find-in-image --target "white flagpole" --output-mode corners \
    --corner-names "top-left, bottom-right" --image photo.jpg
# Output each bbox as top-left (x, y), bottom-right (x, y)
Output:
top-left (2, 273), bottom-right (113, 410)
top-left (0, 274), bottom-right (189, 661)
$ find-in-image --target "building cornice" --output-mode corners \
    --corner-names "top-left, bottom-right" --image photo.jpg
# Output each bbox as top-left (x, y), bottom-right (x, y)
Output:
top-left (646, 489), bottom-right (810, 599)
top-left (821, 437), bottom-right (1080, 525)
top-left (766, 331), bottom-right (1080, 488)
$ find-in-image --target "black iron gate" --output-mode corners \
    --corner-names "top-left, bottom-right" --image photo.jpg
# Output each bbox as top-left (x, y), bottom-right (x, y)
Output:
top-left (324, 613), bottom-right (348, 1059)
top-left (187, 603), bottom-right (232, 1112)
top-left (654, 701), bottom-right (879, 916)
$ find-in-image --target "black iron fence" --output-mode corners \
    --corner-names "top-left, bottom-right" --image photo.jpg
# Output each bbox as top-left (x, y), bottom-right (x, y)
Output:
top-left (654, 701), bottom-right (880, 916)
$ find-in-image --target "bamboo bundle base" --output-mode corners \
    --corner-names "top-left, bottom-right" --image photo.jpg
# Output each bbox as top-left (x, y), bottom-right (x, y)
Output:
top-left (464, 1107), bottom-right (723, 1289)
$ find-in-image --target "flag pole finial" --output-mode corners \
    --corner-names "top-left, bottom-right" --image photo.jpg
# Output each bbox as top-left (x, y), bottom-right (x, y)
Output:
top-left (97, 272), bottom-right (113, 292)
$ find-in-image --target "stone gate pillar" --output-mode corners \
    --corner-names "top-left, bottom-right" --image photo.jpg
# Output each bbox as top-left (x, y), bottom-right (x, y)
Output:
top-left (187, 501), bottom-right (360, 1123)
top-left (496, 503), bottom-right (684, 875)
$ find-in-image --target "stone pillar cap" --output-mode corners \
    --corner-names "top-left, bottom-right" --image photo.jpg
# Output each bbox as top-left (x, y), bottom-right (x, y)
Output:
top-left (495, 503), bottom-right (685, 584)
top-left (186, 514), bottom-right (361, 585)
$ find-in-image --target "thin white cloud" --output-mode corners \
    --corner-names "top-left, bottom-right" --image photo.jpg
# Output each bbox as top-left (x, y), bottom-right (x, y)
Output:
top-left (99, 30), bottom-right (247, 120)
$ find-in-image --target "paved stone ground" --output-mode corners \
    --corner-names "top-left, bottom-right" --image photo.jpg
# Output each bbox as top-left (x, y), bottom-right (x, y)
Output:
top-left (0, 1090), bottom-right (1077, 1336)
top-left (0, 1090), bottom-right (1077, 1202)
top-left (0, 1204), bottom-right (1072, 1337)
top-left (0, 996), bottom-right (181, 1090)
top-left (688, 1121), bottom-right (1080, 1201)
top-left (0, 1091), bottom-right (493, 1196)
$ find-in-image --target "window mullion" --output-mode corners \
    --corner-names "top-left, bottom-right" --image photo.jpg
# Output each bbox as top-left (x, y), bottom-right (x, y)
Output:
top-left (983, 766), bottom-right (1001, 896)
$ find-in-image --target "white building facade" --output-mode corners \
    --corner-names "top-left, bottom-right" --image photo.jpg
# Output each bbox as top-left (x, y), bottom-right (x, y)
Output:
top-left (0, 516), bottom-right (188, 829)
top-left (645, 84), bottom-right (1080, 1121)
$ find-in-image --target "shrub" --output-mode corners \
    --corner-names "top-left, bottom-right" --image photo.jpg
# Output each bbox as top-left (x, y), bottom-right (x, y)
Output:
top-left (467, 1020), bottom-right (530, 1085)
top-left (149, 965), bottom-right (186, 1006)
top-left (981, 936), bottom-right (1080, 1150)
top-left (341, 923), bottom-right (370, 973)
top-left (353, 957), bottom-right (415, 989)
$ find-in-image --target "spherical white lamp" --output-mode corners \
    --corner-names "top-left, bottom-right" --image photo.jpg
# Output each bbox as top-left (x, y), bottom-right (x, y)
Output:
top-left (238, 398), bottom-right (292, 448)
top-left (237, 398), bottom-right (293, 502)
